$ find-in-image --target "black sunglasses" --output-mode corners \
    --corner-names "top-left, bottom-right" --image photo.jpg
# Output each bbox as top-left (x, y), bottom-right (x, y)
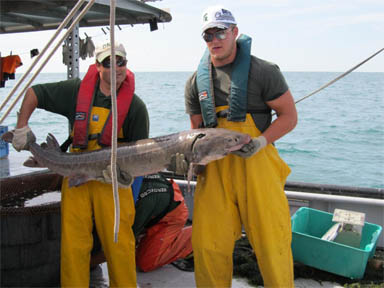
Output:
top-left (202, 29), bottom-right (229, 43)
top-left (101, 57), bottom-right (127, 68)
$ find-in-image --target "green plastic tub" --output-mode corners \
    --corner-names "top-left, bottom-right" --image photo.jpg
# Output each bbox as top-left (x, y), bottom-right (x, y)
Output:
top-left (291, 207), bottom-right (382, 279)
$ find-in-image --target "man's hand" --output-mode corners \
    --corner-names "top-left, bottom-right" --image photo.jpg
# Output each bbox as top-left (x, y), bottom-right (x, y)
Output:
top-left (100, 164), bottom-right (133, 188)
top-left (12, 126), bottom-right (36, 152)
top-left (231, 136), bottom-right (267, 158)
top-left (168, 153), bottom-right (189, 175)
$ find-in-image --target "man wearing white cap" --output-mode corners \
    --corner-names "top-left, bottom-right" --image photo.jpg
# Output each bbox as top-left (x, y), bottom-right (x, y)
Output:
top-left (181, 5), bottom-right (297, 287)
top-left (11, 41), bottom-right (149, 287)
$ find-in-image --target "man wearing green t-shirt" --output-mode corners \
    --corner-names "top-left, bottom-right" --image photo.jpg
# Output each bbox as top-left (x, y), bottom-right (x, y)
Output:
top-left (91, 173), bottom-right (193, 272)
top-left (179, 6), bottom-right (298, 288)
top-left (11, 42), bottom-right (148, 287)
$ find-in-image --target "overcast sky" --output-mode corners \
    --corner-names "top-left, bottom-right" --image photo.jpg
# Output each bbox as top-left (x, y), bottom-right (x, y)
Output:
top-left (1, 0), bottom-right (383, 73)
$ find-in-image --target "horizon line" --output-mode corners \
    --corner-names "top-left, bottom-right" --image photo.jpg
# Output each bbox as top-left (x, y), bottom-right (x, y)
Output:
top-left (15, 70), bottom-right (384, 74)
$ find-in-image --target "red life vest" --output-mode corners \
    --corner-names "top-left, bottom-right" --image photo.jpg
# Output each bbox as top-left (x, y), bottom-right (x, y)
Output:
top-left (72, 64), bottom-right (135, 148)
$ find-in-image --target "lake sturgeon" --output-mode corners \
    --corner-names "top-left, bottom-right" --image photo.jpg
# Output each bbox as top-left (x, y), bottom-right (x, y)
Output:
top-left (2, 128), bottom-right (251, 187)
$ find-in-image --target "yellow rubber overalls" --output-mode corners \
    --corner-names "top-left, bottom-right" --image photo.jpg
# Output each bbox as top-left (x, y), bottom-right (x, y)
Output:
top-left (61, 107), bottom-right (136, 287)
top-left (192, 106), bottom-right (294, 287)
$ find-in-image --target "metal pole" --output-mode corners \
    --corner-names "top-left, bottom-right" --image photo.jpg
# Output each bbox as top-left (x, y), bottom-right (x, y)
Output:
top-left (286, 191), bottom-right (384, 207)
top-left (65, 24), bottom-right (80, 80)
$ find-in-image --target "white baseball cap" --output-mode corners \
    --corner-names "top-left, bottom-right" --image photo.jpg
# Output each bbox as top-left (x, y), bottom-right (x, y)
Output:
top-left (201, 6), bottom-right (237, 33)
top-left (95, 41), bottom-right (126, 62)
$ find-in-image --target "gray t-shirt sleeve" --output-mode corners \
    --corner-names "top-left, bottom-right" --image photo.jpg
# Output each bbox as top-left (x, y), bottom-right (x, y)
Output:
top-left (247, 58), bottom-right (289, 132)
top-left (184, 72), bottom-right (201, 115)
top-left (258, 61), bottom-right (288, 102)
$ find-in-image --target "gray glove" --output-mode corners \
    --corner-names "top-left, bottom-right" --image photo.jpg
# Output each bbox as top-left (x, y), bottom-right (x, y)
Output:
top-left (12, 126), bottom-right (36, 151)
top-left (231, 136), bottom-right (267, 158)
top-left (100, 164), bottom-right (133, 188)
top-left (168, 153), bottom-right (189, 175)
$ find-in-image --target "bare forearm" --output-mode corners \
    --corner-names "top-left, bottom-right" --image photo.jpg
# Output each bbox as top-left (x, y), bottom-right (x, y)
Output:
top-left (16, 88), bottom-right (38, 128)
top-left (262, 90), bottom-right (298, 144)
top-left (190, 114), bottom-right (203, 129)
top-left (262, 112), bottom-right (297, 144)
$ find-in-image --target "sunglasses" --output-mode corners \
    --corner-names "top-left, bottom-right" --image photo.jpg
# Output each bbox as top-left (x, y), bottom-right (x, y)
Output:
top-left (101, 57), bottom-right (127, 68)
top-left (202, 29), bottom-right (229, 43)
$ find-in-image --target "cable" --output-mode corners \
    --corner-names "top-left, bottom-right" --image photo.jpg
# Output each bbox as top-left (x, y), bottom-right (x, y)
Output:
top-left (0, 0), bottom-right (88, 116)
top-left (295, 48), bottom-right (384, 105)
top-left (0, 0), bottom-right (96, 124)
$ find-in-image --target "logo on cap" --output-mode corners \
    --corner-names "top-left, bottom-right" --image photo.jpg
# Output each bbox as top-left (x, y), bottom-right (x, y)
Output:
top-left (102, 43), bottom-right (111, 49)
top-left (214, 9), bottom-right (234, 22)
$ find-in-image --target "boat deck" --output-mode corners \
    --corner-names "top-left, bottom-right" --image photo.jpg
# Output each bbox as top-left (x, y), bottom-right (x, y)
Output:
top-left (3, 150), bottom-right (381, 287)
top-left (93, 262), bottom-right (344, 288)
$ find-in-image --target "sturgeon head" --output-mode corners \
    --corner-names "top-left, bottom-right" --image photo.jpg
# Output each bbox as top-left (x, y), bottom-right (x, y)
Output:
top-left (189, 128), bottom-right (251, 165)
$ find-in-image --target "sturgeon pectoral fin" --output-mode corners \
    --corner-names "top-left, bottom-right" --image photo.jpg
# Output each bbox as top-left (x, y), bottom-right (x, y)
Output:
top-left (68, 175), bottom-right (92, 187)
top-left (187, 163), bottom-right (194, 194)
top-left (23, 156), bottom-right (45, 168)
top-left (119, 170), bottom-right (133, 188)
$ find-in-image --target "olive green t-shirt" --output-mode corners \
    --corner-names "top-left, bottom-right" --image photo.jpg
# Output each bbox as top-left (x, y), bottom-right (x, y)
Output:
top-left (32, 78), bottom-right (149, 142)
top-left (184, 55), bottom-right (289, 132)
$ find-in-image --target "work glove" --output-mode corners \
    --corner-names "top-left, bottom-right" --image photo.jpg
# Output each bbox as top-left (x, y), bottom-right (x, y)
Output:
top-left (100, 164), bottom-right (133, 188)
top-left (168, 153), bottom-right (189, 175)
top-left (12, 126), bottom-right (36, 152)
top-left (231, 136), bottom-right (267, 158)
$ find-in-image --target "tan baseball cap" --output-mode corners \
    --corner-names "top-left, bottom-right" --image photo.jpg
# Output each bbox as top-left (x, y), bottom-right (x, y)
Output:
top-left (201, 6), bottom-right (237, 33)
top-left (95, 41), bottom-right (126, 62)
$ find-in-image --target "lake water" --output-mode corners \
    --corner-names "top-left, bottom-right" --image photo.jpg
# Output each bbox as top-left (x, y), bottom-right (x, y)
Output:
top-left (1, 71), bottom-right (383, 188)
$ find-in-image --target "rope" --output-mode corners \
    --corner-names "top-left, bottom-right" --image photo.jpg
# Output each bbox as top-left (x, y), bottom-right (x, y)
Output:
top-left (0, 0), bottom-right (87, 115)
top-left (0, 0), bottom-right (96, 124)
top-left (295, 47), bottom-right (384, 105)
top-left (108, 0), bottom-right (120, 243)
top-left (268, 48), bottom-right (384, 117)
